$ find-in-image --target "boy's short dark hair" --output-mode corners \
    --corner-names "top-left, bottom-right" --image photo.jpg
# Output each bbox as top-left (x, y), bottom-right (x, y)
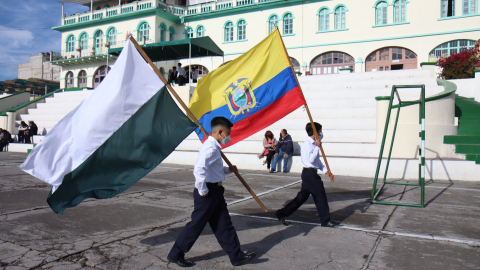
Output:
top-left (211, 116), bottom-right (233, 130)
top-left (306, 122), bottom-right (322, 136)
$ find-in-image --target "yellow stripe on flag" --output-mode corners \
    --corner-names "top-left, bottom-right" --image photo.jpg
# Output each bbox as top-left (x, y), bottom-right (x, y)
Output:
top-left (188, 28), bottom-right (291, 119)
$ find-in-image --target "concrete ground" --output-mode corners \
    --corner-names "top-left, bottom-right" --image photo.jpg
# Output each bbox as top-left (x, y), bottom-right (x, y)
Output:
top-left (0, 152), bottom-right (479, 270)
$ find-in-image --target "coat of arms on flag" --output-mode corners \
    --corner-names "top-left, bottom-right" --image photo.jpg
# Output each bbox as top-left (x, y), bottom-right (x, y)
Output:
top-left (224, 78), bottom-right (256, 116)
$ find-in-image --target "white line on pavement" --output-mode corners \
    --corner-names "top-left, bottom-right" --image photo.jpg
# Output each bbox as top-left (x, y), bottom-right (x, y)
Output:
top-left (229, 213), bottom-right (480, 247)
top-left (227, 180), bottom-right (302, 206)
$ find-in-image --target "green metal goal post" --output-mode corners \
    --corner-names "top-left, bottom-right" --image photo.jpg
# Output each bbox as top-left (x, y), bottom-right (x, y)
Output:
top-left (370, 85), bottom-right (426, 208)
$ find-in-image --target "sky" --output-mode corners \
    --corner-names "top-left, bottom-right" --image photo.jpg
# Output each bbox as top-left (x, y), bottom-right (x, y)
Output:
top-left (0, 0), bottom-right (89, 81)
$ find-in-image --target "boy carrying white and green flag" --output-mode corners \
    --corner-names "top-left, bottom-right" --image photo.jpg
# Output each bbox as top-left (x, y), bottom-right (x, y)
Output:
top-left (19, 39), bottom-right (197, 214)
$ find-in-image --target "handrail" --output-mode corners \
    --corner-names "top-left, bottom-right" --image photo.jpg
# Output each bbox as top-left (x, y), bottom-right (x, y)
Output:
top-left (0, 89), bottom-right (63, 116)
top-left (0, 90), bottom-right (26, 99)
top-left (374, 78), bottom-right (457, 108)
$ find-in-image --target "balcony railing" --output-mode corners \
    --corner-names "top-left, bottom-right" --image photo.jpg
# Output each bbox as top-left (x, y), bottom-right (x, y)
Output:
top-left (61, 0), bottom-right (283, 26)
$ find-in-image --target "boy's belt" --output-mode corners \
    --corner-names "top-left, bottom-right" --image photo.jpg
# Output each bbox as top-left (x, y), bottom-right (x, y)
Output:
top-left (206, 181), bottom-right (223, 186)
top-left (303, 167), bottom-right (318, 172)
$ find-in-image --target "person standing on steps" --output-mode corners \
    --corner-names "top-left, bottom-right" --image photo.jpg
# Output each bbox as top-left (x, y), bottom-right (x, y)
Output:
top-left (274, 122), bottom-right (339, 228)
top-left (269, 129), bottom-right (293, 173)
top-left (167, 116), bottom-right (256, 267)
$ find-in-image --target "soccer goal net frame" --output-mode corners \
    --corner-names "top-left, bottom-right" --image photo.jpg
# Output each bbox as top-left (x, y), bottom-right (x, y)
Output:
top-left (370, 84), bottom-right (425, 208)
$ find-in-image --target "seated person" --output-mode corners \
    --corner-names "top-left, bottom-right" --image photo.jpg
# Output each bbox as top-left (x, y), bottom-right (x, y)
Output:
top-left (270, 129), bottom-right (293, 173)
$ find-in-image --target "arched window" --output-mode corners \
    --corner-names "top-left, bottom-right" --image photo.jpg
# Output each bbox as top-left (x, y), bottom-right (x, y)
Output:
top-left (66, 35), bottom-right (75, 52)
top-left (394, 0), bottom-right (407, 23)
top-left (463, 0), bottom-right (477, 15)
top-left (441, 0), bottom-right (455, 17)
top-left (268, 15), bottom-right (278, 34)
top-left (366, 47), bottom-right (417, 72)
top-left (138, 22), bottom-right (150, 43)
top-left (310, 52), bottom-right (355, 75)
top-left (169, 26), bottom-right (175, 41)
top-left (428, 39), bottom-right (476, 61)
top-left (159, 23), bottom-right (167, 42)
top-left (224, 22), bottom-right (233, 42)
top-left (65, 71), bottom-right (74, 88)
top-left (318, 8), bottom-right (330, 31)
top-left (107, 27), bottom-right (117, 46)
top-left (376, 2), bottom-right (388, 25)
top-left (79, 33), bottom-right (88, 50)
top-left (78, 70), bottom-right (87, 88)
top-left (93, 65), bottom-right (111, 89)
top-left (185, 27), bottom-right (194, 39)
top-left (94, 30), bottom-right (104, 55)
top-left (237, 20), bottom-right (246, 40)
top-left (335, 6), bottom-right (346, 29)
top-left (197, 26), bottom-right (205, 37)
top-left (283, 13), bottom-right (293, 35)
top-left (290, 57), bottom-right (300, 72)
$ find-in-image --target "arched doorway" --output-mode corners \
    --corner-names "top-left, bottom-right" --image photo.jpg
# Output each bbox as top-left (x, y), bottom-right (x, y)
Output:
top-left (183, 65), bottom-right (209, 80)
top-left (365, 47), bottom-right (417, 72)
top-left (78, 70), bottom-right (87, 88)
top-left (310, 52), bottom-right (354, 75)
top-left (65, 71), bottom-right (74, 88)
top-left (93, 65), bottom-right (111, 89)
top-left (290, 57), bottom-right (300, 72)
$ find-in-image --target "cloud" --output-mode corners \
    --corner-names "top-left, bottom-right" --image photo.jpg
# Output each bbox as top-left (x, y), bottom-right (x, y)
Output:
top-left (0, 0), bottom-right (88, 80)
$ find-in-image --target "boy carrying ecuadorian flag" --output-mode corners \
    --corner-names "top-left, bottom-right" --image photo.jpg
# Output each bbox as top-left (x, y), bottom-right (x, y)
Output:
top-left (189, 28), bottom-right (306, 147)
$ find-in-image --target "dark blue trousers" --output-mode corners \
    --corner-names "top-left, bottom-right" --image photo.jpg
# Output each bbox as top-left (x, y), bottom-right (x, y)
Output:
top-left (168, 183), bottom-right (244, 264)
top-left (276, 169), bottom-right (331, 225)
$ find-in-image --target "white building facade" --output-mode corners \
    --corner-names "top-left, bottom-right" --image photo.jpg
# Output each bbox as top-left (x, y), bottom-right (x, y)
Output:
top-left (53, 0), bottom-right (480, 88)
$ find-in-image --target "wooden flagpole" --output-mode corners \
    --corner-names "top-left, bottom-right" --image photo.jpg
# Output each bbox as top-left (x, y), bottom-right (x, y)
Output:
top-left (127, 35), bottom-right (268, 212)
top-left (275, 28), bottom-right (334, 183)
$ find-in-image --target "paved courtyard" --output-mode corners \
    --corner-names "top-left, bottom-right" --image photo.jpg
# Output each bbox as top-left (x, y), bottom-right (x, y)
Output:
top-left (0, 152), bottom-right (479, 269)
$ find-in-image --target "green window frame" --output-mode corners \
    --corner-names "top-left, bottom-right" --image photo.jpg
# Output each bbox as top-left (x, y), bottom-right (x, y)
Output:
top-left (394, 0), bottom-right (407, 23)
top-left (79, 33), bottom-right (88, 50)
top-left (428, 39), bottom-right (476, 60)
top-left (335, 6), bottom-right (346, 29)
top-left (169, 26), bottom-right (175, 41)
top-left (185, 27), bottom-right (194, 39)
top-left (376, 2), bottom-right (388, 25)
top-left (66, 35), bottom-right (75, 52)
top-left (318, 8), bottom-right (330, 31)
top-left (138, 22), bottom-right (150, 43)
top-left (283, 13), bottom-right (293, 35)
top-left (441, 0), bottom-right (455, 17)
top-left (237, 20), bottom-right (246, 40)
top-left (107, 27), bottom-right (117, 46)
top-left (159, 23), bottom-right (167, 42)
top-left (463, 0), bottom-right (478, 15)
top-left (197, 25), bottom-right (205, 37)
top-left (268, 15), bottom-right (278, 34)
top-left (224, 22), bottom-right (234, 41)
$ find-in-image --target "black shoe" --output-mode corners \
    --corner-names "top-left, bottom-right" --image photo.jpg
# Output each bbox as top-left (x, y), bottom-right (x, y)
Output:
top-left (233, 252), bottom-right (256, 266)
top-left (167, 257), bottom-right (194, 267)
top-left (321, 220), bottom-right (340, 227)
top-left (274, 210), bottom-right (289, 226)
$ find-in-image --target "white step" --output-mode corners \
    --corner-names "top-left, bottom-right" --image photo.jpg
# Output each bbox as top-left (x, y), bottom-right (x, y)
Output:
top-left (28, 107), bottom-right (76, 115)
top-left (302, 86), bottom-right (443, 100)
top-left (297, 69), bottom-right (432, 84)
top-left (4, 143), bottom-right (32, 153)
top-left (36, 102), bottom-right (82, 109)
top-left (300, 78), bottom-right (439, 91)
top-left (19, 114), bottom-right (67, 122)
top-left (288, 107), bottom-right (376, 119)
top-left (261, 118), bottom-right (376, 130)
top-left (163, 150), bottom-right (480, 181)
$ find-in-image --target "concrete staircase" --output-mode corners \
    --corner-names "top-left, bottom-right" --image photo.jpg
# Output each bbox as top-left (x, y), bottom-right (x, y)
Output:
top-left (167, 69), bottom-right (480, 181)
top-left (6, 90), bottom-right (93, 152)
top-left (5, 70), bottom-right (479, 180)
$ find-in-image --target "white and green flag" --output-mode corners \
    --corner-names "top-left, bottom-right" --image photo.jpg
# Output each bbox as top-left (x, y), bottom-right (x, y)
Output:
top-left (20, 39), bottom-right (197, 214)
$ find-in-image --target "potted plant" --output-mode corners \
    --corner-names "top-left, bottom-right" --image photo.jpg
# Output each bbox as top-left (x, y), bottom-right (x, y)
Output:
top-left (76, 47), bottom-right (81, 52)
top-left (105, 43), bottom-right (110, 48)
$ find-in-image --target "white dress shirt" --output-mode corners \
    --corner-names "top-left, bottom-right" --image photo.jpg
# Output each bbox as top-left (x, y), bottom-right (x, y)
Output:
top-left (178, 67), bottom-right (186, 77)
top-left (301, 137), bottom-right (328, 174)
top-left (194, 136), bottom-right (232, 195)
top-left (192, 70), bottom-right (198, 80)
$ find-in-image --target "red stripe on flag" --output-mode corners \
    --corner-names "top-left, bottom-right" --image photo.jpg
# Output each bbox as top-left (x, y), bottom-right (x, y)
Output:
top-left (224, 86), bottom-right (306, 148)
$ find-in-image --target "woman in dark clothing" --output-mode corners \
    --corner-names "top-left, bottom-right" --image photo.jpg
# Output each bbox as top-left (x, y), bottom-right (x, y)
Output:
top-left (25, 121), bottom-right (38, 144)
top-left (18, 121), bottom-right (28, 143)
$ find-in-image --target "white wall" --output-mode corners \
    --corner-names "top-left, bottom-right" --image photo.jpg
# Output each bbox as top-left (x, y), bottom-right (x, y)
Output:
top-left (448, 78), bottom-right (475, 98)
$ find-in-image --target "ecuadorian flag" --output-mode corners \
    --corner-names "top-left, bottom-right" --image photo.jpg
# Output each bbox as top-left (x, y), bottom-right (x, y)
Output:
top-left (189, 28), bottom-right (306, 147)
